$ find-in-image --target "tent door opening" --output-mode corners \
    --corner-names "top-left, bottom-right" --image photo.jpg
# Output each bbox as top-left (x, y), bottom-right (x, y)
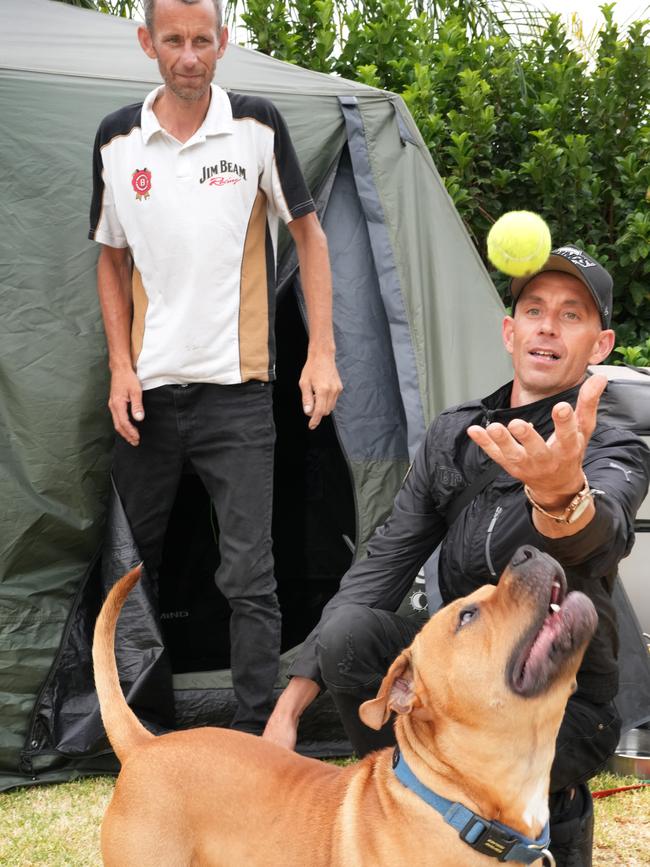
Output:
top-left (157, 286), bottom-right (355, 675)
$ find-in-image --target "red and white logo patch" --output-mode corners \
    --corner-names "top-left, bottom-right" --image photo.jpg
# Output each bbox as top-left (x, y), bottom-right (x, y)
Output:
top-left (131, 168), bottom-right (152, 201)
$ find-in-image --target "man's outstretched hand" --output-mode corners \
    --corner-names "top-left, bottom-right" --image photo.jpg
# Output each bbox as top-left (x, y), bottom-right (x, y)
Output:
top-left (466, 375), bottom-right (607, 510)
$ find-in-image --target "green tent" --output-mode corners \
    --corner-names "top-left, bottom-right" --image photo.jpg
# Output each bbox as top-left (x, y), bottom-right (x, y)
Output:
top-left (15, 0), bottom-right (649, 790)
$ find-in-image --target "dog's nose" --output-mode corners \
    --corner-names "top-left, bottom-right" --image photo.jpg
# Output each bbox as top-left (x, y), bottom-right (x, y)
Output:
top-left (506, 546), bottom-right (567, 599)
top-left (509, 545), bottom-right (538, 569)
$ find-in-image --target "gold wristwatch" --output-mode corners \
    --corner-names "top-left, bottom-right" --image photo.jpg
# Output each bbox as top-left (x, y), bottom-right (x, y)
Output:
top-left (524, 475), bottom-right (600, 525)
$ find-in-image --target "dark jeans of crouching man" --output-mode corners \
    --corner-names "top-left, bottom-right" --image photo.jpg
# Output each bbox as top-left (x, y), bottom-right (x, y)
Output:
top-left (112, 380), bottom-right (281, 736)
top-left (317, 604), bottom-right (621, 863)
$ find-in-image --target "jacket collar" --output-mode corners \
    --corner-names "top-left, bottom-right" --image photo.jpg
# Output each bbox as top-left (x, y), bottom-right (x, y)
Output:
top-left (480, 380), bottom-right (584, 436)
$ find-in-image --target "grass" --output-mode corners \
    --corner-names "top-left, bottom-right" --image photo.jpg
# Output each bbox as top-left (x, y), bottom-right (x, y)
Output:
top-left (0, 770), bottom-right (648, 865)
top-left (0, 776), bottom-right (114, 867)
top-left (590, 772), bottom-right (650, 866)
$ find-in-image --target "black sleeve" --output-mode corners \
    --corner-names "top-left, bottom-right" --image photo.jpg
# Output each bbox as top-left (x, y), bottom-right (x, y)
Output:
top-left (88, 124), bottom-right (105, 241)
top-left (533, 428), bottom-right (650, 576)
top-left (264, 102), bottom-right (315, 221)
top-left (88, 103), bottom-right (141, 244)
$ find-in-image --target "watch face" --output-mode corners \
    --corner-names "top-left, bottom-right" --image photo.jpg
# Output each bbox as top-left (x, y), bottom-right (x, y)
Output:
top-left (567, 494), bottom-right (593, 524)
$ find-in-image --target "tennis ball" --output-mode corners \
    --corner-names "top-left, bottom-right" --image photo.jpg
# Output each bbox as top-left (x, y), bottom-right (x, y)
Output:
top-left (487, 211), bottom-right (552, 278)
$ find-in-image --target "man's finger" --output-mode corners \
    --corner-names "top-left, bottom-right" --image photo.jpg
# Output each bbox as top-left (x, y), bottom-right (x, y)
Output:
top-left (575, 374), bottom-right (607, 437)
top-left (551, 401), bottom-right (580, 448)
top-left (299, 381), bottom-right (315, 417)
top-left (124, 384), bottom-right (143, 442)
top-left (308, 392), bottom-right (327, 430)
top-left (116, 419), bottom-right (140, 445)
top-left (319, 383), bottom-right (340, 417)
top-left (466, 425), bottom-right (507, 466)
top-left (131, 400), bottom-right (145, 423)
top-left (508, 418), bottom-right (550, 468)
top-left (109, 398), bottom-right (140, 446)
top-left (127, 388), bottom-right (144, 440)
top-left (482, 422), bottom-right (529, 465)
top-left (506, 419), bottom-right (548, 459)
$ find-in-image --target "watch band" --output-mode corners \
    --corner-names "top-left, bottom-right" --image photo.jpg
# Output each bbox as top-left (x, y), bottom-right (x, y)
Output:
top-left (524, 474), bottom-right (596, 524)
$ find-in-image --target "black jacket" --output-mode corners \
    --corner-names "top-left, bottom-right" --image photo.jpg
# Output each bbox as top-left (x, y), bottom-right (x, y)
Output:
top-left (290, 380), bottom-right (650, 703)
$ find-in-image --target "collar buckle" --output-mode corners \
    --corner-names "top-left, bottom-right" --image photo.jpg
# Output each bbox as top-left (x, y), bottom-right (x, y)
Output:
top-left (459, 815), bottom-right (517, 861)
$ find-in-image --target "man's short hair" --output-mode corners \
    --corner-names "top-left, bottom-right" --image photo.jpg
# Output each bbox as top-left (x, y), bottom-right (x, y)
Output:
top-left (143, 0), bottom-right (223, 34)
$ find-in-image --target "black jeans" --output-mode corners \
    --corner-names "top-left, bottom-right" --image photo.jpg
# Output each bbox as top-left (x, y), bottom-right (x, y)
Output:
top-left (317, 604), bottom-right (621, 790)
top-left (112, 381), bottom-right (281, 734)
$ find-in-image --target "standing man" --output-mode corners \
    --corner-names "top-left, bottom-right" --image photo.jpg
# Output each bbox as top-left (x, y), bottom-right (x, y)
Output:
top-left (264, 247), bottom-right (649, 865)
top-left (89, 0), bottom-right (342, 736)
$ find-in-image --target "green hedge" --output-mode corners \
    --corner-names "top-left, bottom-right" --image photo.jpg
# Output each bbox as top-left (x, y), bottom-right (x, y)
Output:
top-left (241, 0), bottom-right (650, 352)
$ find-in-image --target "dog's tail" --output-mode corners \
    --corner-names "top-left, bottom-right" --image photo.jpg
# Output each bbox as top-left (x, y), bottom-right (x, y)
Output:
top-left (92, 565), bottom-right (155, 763)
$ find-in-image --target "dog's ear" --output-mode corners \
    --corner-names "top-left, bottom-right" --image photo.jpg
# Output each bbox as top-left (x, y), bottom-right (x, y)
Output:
top-left (358, 650), bottom-right (417, 731)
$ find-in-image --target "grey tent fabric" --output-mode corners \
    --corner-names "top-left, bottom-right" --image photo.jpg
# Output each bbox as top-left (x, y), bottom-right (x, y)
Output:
top-left (339, 97), bottom-right (425, 460)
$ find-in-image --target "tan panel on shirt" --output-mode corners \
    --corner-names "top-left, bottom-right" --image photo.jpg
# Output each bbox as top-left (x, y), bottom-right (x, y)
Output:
top-left (131, 266), bottom-right (148, 365)
top-left (239, 190), bottom-right (270, 381)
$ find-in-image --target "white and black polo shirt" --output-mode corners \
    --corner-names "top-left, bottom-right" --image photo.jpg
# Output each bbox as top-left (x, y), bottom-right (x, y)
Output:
top-left (89, 84), bottom-right (315, 388)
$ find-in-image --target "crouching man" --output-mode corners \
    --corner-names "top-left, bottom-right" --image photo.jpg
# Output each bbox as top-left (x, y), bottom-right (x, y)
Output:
top-left (264, 246), bottom-right (650, 866)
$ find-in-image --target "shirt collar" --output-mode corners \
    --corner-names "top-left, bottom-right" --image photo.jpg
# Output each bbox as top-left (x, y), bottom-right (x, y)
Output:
top-left (140, 83), bottom-right (234, 145)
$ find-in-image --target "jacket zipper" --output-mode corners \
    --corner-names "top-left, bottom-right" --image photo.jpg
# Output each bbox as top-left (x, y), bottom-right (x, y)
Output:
top-left (485, 505), bottom-right (503, 578)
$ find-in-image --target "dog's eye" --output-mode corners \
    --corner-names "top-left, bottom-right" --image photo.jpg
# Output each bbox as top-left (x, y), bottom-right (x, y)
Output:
top-left (458, 606), bottom-right (478, 628)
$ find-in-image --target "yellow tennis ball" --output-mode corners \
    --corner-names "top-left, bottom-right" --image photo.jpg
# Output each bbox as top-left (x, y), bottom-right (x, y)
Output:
top-left (487, 211), bottom-right (552, 278)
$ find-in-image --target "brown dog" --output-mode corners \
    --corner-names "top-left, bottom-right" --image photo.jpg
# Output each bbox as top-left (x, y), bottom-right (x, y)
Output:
top-left (93, 545), bottom-right (596, 866)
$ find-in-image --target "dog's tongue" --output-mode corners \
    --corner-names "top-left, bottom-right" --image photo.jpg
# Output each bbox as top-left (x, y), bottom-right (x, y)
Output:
top-left (516, 593), bottom-right (597, 695)
top-left (523, 613), bottom-right (567, 682)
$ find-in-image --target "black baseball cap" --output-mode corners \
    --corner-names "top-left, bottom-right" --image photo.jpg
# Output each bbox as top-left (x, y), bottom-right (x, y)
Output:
top-left (510, 245), bottom-right (613, 329)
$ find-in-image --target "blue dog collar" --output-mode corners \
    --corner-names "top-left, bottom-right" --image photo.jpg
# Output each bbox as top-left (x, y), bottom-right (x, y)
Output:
top-left (392, 748), bottom-right (551, 864)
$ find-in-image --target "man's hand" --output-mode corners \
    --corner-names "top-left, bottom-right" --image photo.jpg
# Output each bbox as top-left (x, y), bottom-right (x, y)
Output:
top-left (109, 366), bottom-right (145, 446)
top-left (466, 375), bottom-right (607, 510)
top-left (299, 353), bottom-right (343, 431)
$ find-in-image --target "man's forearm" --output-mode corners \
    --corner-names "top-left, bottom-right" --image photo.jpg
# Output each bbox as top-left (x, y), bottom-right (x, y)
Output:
top-left (288, 213), bottom-right (341, 428)
top-left (97, 246), bottom-right (135, 372)
top-left (97, 246), bottom-right (144, 444)
top-left (290, 215), bottom-right (335, 355)
top-left (262, 676), bottom-right (320, 749)
top-left (272, 676), bottom-right (320, 723)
